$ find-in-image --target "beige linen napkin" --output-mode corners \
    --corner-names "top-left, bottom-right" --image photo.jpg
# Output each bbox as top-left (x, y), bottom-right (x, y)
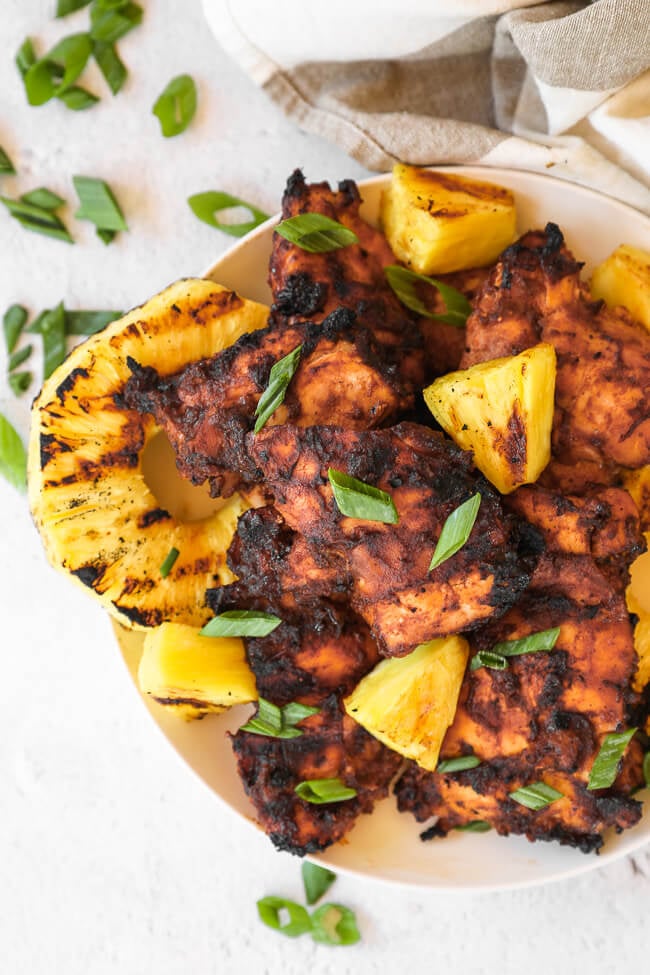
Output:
top-left (203, 0), bottom-right (650, 214)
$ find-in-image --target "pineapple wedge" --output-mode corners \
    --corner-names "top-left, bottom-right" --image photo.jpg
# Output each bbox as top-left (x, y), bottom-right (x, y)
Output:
top-left (424, 343), bottom-right (556, 495)
top-left (381, 164), bottom-right (517, 274)
top-left (343, 636), bottom-right (469, 772)
top-left (622, 466), bottom-right (650, 531)
top-left (138, 622), bottom-right (257, 720)
top-left (28, 279), bottom-right (269, 629)
top-left (591, 244), bottom-right (650, 332)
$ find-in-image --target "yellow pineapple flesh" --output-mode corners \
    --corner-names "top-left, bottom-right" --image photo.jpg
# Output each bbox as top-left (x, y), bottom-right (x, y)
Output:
top-left (343, 636), bottom-right (469, 772)
top-left (423, 343), bottom-right (556, 494)
top-left (380, 164), bottom-right (517, 275)
top-left (591, 244), bottom-right (650, 332)
top-left (28, 279), bottom-right (269, 629)
top-left (138, 622), bottom-right (257, 720)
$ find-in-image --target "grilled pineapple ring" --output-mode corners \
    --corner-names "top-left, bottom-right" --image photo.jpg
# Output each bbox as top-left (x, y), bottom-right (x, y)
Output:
top-left (28, 279), bottom-right (269, 629)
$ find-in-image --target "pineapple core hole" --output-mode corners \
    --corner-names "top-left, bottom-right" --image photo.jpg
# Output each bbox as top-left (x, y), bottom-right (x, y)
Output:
top-left (141, 430), bottom-right (227, 523)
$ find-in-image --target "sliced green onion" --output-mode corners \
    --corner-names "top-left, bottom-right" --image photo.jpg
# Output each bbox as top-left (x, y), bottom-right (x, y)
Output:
top-left (429, 492), bottom-right (481, 570)
top-left (0, 147), bottom-right (15, 175)
top-left (587, 728), bottom-right (637, 791)
top-left (275, 213), bottom-right (358, 253)
top-left (152, 74), bottom-right (197, 137)
top-left (437, 755), bottom-right (481, 773)
top-left (8, 345), bottom-right (33, 372)
top-left (41, 302), bottom-right (67, 379)
top-left (310, 904), bottom-right (360, 946)
top-left (301, 862), bottom-right (336, 906)
top-left (23, 33), bottom-right (93, 105)
top-left (73, 175), bottom-right (127, 240)
top-left (492, 627), bottom-right (561, 658)
top-left (65, 309), bottom-right (122, 334)
top-left (643, 752), bottom-right (650, 789)
top-left (509, 782), bottom-right (563, 810)
top-left (159, 546), bottom-right (179, 578)
top-left (254, 344), bottom-right (302, 433)
top-left (56, 0), bottom-right (92, 15)
top-left (19, 188), bottom-right (65, 211)
top-left (3, 305), bottom-right (28, 354)
top-left (470, 649), bottom-right (508, 672)
top-left (90, 2), bottom-right (143, 43)
top-left (188, 191), bottom-right (269, 237)
top-left (295, 778), bottom-right (357, 804)
top-left (328, 468), bottom-right (398, 525)
top-left (93, 41), bottom-right (127, 95)
top-left (240, 697), bottom-right (319, 739)
top-left (8, 372), bottom-right (32, 396)
top-left (58, 85), bottom-right (99, 110)
top-left (256, 897), bottom-right (312, 939)
top-left (16, 39), bottom-right (37, 79)
top-left (385, 265), bottom-right (472, 327)
top-left (0, 413), bottom-right (27, 492)
top-left (454, 820), bottom-right (492, 832)
top-left (281, 702), bottom-right (319, 726)
top-left (199, 610), bottom-right (282, 638)
top-left (0, 194), bottom-right (74, 243)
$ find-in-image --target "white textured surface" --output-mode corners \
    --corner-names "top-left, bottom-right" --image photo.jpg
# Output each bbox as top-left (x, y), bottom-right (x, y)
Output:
top-left (1, 3), bottom-right (649, 973)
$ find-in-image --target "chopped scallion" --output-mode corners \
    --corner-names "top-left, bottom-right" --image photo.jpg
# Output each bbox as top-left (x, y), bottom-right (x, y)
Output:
top-left (73, 175), bottom-right (127, 242)
top-left (254, 344), bottom-right (302, 433)
top-left (159, 546), bottom-right (179, 578)
top-left (0, 147), bottom-right (15, 175)
top-left (492, 627), bottom-right (561, 658)
top-left (470, 649), bottom-right (508, 671)
top-left (187, 191), bottom-right (269, 237)
top-left (93, 41), bottom-right (127, 95)
top-left (275, 213), bottom-right (358, 253)
top-left (0, 193), bottom-right (74, 243)
top-left (328, 468), bottom-right (398, 525)
top-left (199, 610), bottom-right (282, 638)
top-left (3, 305), bottom-right (28, 354)
top-left (454, 820), bottom-right (492, 832)
top-left (301, 862), bottom-right (336, 906)
top-left (385, 264), bottom-right (472, 327)
top-left (90, 1), bottom-right (143, 44)
top-left (294, 778), bottom-right (357, 804)
top-left (429, 492), bottom-right (481, 570)
top-left (256, 897), bottom-right (312, 939)
top-left (509, 781), bottom-right (563, 810)
top-left (8, 372), bottom-right (32, 396)
top-left (310, 904), bottom-right (360, 946)
top-left (240, 696), bottom-right (319, 739)
top-left (437, 755), bottom-right (481, 773)
top-left (16, 39), bottom-right (37, 80)
top-left (152, 74), bottom-right (197, 137)
top-left (56, 0), bottom-right (92, 15)
top-left (8, 345), bottom-right (33, 372)
top-left (587, 728), bottom-right (637, 791)
top-left (0, 413), bottom-right (27, 492)
top-left (41, 302), bottom-right (67, 379)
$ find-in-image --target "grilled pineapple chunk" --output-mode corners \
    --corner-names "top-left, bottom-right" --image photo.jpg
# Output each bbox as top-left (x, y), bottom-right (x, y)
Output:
top-left (28, 279), bottom-right (269, 629)
top-left (343, 636), bottom-right (469, 772)
top-left (381, 164), bottom-right (517, 274)
top-left (591, 245), bottom-right (650, 332)
top-left (138, 622), bottom-right (257, 720)
top-left (424, 343), bottom-right (556, 495)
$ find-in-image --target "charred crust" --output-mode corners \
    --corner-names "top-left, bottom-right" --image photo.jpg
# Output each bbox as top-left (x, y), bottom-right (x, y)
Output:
top-left (273, 273), bottom-right (327, 317)
top-left (56, 367), bottom-right (89, 404)
top-left (40, 432), bottom-right (72, 469)
top-left (137, 507), bottom-right (172, 529)
top-left (72, 563), bottom-right (104, 588)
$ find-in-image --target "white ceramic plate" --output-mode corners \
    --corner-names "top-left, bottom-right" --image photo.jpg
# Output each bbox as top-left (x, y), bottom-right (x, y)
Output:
top-left (117, 167), bottom-right (650, 891)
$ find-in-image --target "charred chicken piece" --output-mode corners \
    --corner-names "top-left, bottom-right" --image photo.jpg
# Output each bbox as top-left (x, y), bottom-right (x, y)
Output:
top-left (248, 421), bottom-right (542, 656)
top-left (461, 224), bottom-right (650, 484)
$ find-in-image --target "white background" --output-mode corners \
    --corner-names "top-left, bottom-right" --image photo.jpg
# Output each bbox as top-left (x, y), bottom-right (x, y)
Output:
top-left (1, 2), bottom-right (649, 973)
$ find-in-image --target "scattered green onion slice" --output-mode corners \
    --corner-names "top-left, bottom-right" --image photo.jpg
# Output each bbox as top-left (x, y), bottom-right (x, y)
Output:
top-left (0, 147), bottom-right (15, 175)
top-left (301, 862), bottom-right (336, 906)
top-left (254, 344), bottom-right (302, 433)
top-left (429, 492), bottom-right (481, 570)
top-left (16, 39), bottom-right (37, 79)
top-left (65, 309), bottom-right (122, 334)
top-left (509, 781), bottom-right (563, 810)
top-left (328, 468), bottom-right (398, 525)
top-left (643, 752), bottom-right (650, 789)
top-left (275, 213), bottom-right (358, 253)
top-left (240, 696), bottom-right (319, 739)
top-left (58, 85), bottom-right (99, 110)
top-left (159, 546), bottom-right (179, 578)
top-left (8, 372), bottom-right (32, 396)
top-left (470, 649), bottom-right (508, 672)
top-left (310, 904), bottom-right (360, 946)
top-left (153, 74), bottom-right (197, 137)
top-left (8, 345), bottom-right (33, 372)
top-left (385, 264), bottom-right (472, 327)
top-left (90, 1), bottom-right (143, 44)
top-left (187, 191), bottom-right (269, 237)
top-left (256, 897), bottom-right (312, 939)
top-left (295, 778), bottom-right (357, 805)
top-left (282, 701), bottom-right (320, 726)
top-left (3, 305), bottom-right (28, 354)
top-left (199, 610), bottom-right (282, 638)
top-left (437, 755), bottom-right (481, 773)
top-left (0, 413), bottom-right (27, 492)
top-left (57, 0), bottom-right (92, 15)
top-left (587, 728), bottom-right (637, 791)
top-left (41, 302), bottom-right (67, 379)
top-left (0, 194), bottom-right (74, 243)
top-left (454, 820), bottom-right (492, 832)
top-left (73, 175), bottom-right (127, 240)
top-left (93, 41), bottom-right (127, 95)
top-left (19, 188), bottom-right (65, 211)
top-left (23, 33), bottom-right (93, 106)
top-left (491, 627), bottom-right (561, 658)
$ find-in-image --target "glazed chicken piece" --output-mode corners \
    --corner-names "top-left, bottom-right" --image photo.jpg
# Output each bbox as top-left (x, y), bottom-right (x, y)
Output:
top-left (419, 265), bottom-right (491, 377)
top-left (395, 483), bottom-right (646, 853)
top-left (270, 169), bottom-right (424, 390)
top-left (461, 224), bottom-right (650, 486)
top-left (248, 421), bottom-right (542, 657)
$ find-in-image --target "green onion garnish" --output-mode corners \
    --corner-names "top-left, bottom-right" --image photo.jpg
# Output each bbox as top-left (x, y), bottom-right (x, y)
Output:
top-left (240, 697), bottom-right (319, 739)
top-left (56, 0), bottom-right (92, 15)
top-left (437, 755), bottom-right (481, 773)
top-left (0, 413), bottom-right (27, 492)
top-left (8, 345), bottom-right (33, 372)
top-left (0, 147), bottom-right (15, 175)
top-left (41, 303), bottom-right (67, 379)
top-left (159, 546), bottom-right (179, 578)
top-left (188, 191), bottom-right (269, 237)
top-left (153, 74), bottom-right (197, 137)
top-left (470, 649), bottom-right (508, 671)
top-left (254, 344), bottom-right (302, 433)
top-left (587, 728), bottom-right (637, 791)
top-left (294, 778), bottom-right (357, 804)
top-left (256, 897), bottom-right (312, 939)
top-left (0, 193), bottom-right (74, 243)
top-left (328, 468), bottom-right (399, 525)
top-left (492, 627), bottom-right (561, 658)
top-left (64, 309), bottom-right (122, 335)
top-left (301, 862), bottom-right (336, 906)
top-left (90, 2), bottom-right (143, 44)
top-left (199, 610), bottom-right (282, 638)
top-left (93, 41), bottom-right (127, 95)
top-left (23, 33), bottom-right (93, 106)
top-left (16, 39), bottom-right (37, 80)
top-left (3, 305), bottom-right (28, 354)
top-left (58, 85), bottom-right (99, 111)
top-left (275, 213), bottom-right (358, 253)
top-left (73, 175), bottom-right (127, 242)
top-left (454, 820), bottom-right (492, 832)
top-left (509, 782), bottom-right (563, 810)
top-left (429, 492), bottom-right (481, 570)
top-left (385, 265), bottom-right (472, 327)
top-left (8, 372), bottom-right (32, 396)
top-left (310, 904), bottom-right (361, 946)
